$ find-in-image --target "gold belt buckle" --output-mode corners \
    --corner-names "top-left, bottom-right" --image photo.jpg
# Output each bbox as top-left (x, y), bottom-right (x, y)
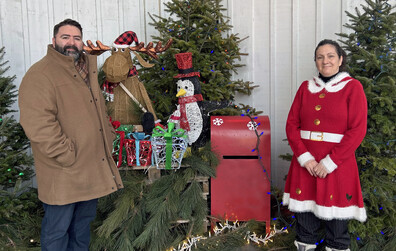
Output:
top-left (310, 131), bottom-right (324, 141)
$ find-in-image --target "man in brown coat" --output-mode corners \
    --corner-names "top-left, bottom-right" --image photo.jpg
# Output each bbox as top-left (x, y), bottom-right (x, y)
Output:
top-left (19, 19), bottom-right (123, 250)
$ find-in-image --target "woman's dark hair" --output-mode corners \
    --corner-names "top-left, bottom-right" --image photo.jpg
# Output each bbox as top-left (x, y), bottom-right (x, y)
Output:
top-left (53, 19), bottom-right (83, 37)
top-left (314, 39), bottom-right (348, 72)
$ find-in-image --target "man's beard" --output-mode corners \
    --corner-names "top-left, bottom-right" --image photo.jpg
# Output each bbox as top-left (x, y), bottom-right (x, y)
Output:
top-left (54, 44), bottom-right (82, 62)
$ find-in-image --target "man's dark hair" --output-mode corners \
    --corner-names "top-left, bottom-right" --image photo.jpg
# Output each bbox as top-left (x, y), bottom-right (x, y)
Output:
top-left (314, 39), bottom-right (348, 72)
top-left (53, 19), bottom-right (83, 37)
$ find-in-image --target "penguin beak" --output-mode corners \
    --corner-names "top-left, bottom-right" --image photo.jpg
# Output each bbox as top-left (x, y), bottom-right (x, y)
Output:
top-left (176, 88), bottom-right (187, 97)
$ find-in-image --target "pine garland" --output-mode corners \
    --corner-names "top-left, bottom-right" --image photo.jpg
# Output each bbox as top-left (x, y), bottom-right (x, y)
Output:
top-left (91, 144), bottom-right (219, 250)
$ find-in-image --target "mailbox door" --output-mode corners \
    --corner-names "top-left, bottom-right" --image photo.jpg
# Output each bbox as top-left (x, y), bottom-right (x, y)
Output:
top-left (210, 116), bottom-right (271, 230)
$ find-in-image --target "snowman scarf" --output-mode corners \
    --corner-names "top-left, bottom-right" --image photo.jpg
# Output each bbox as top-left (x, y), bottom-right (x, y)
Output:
top-left (178, 94), bottom-right (203, 131)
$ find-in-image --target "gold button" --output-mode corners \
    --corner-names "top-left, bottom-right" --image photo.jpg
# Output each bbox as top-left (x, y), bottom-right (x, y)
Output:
top-left (330, 195), bottom-right (333, 200)
top-left (296, 188), bottom-right (302, 195)
top-left (315, 105), bottom-right (322, 111)
top-left (314, 119), bottom-right (320, 125)
top-left (319, 93), bottom-right (326, 98)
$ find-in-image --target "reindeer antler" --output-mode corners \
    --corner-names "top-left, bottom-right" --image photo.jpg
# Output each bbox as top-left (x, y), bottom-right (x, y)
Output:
top-left (83, 40), bottom-right (111, 55)
top-left (129, 38), bottom-right (173, 59)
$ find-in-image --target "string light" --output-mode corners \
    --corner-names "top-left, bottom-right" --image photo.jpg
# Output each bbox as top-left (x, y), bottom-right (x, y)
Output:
top-left (244, 225), bottom-right (288, 246)
top-left (167, 236), bottom-right (207, 251)
top-left (171, 220), bottom-right (288, 250)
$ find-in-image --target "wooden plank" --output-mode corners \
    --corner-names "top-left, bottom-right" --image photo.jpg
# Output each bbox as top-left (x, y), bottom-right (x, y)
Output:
top-left (230, 0), bottom-right (254, 107)
top-left (144, 0), bottom-right (161, 41)
top-left (51, 0), bottom-right (73, 26)
top-left (297, 0), bottom-right (317, 84)
top-left (272, 0), bottom-right (294, 188)
top-left (320, 0), bottom-right (343, 40)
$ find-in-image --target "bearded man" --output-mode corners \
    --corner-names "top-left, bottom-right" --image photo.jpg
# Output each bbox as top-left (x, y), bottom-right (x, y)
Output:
top-left (19, 19), bottom-right (123, 251)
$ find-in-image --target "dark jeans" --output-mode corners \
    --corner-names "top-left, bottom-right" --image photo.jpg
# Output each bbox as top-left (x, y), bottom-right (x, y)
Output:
top-left (41, 199), bottom-right (98, 251)
top-left (295, 212), bottom-right (350, 250)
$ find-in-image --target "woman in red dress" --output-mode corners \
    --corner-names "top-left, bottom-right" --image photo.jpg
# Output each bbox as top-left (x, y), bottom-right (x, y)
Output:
top-left (283, 39), bottom-right (367, 251)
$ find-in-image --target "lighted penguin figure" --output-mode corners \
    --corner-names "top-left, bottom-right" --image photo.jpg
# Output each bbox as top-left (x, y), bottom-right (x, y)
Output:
top-left (169, 52), bottom-right (203, 145)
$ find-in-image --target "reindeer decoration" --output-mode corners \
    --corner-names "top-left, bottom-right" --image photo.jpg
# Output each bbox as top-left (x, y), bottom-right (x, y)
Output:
top-left (84, 31), bottom-right (172, 133)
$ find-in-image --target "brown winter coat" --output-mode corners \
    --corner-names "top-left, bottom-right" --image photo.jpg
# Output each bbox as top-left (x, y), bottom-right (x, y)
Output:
top-left (19, 45), bottom-right (123, 205)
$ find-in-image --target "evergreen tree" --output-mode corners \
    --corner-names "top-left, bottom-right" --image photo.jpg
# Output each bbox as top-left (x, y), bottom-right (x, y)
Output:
top-left (0, 47), bottom-right (41, 248)
top-left (337, 0), bottom-right (396, 249)
top-left (138, 0), bottom-right (258, 121)
top-left (0, 47), bottom-right (34, 189)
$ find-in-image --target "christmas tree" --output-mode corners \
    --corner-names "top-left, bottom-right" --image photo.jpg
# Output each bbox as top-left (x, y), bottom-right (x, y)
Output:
top-left (138, 0), bottom-right (258, 122)
top-left (0, 47), bottom-right (41, 248)
top-left (337, 0), bottom-right (396, 249)
top-left (0, 47), bottom-right (34, 189)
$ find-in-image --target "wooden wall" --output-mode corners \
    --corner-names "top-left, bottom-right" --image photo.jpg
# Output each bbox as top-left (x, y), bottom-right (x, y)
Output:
top-left (1, 0), bottom-right (393, 188)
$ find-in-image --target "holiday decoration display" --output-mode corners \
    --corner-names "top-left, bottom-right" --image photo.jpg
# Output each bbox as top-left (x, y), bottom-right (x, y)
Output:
top-left (151, 122), bottom-right (188, 170)
top-left (84, 32), bottom-right (172, 129)
top-left (88, 1), bottom-right (261, 250)
top-left (169, 52), bottom-right (203, 145)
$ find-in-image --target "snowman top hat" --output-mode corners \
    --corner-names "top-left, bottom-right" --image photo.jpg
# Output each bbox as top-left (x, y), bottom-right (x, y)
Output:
top-left (174, 52), bottom-right (200, 78)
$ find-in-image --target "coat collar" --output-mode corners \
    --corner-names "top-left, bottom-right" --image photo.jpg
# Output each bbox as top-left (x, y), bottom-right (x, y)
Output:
top-left (308, 72), bottom-right (352, 93)
top-left (46, 44), bottom-right (89, 68)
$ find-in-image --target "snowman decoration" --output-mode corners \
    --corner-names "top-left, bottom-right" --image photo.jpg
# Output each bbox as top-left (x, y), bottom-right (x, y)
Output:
top-left (169, 52), bottom-right (203, 145)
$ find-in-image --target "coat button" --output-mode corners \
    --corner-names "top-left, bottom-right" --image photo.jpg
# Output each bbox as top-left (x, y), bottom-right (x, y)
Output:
top-left (314, 119), bottom-right (320, 125)
top-left (315, 105), bottom-right (322, 111)
top-left (99, 128), bottom-right (103, 132)
top-left (102, 158), bottom-right (105, 161)
top-left (319, 93), bottom-right (326, 98)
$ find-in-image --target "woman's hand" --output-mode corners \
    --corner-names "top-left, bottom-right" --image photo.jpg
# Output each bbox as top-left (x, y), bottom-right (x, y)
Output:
top-left (314, 162), bottom-right (328, 178)
top-left (304, 160), bottom-right (318, 177)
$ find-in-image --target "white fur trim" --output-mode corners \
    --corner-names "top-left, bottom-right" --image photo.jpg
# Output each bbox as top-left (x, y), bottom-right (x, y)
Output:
top-left (283, 193), bottom-right (367, 222)
top-left (112, 43), bottom-right (131, 48)
top-left (297, 152), bottom-right (315, 167)
top-left (308, 72), bottom-right (352, 93)
top-left (320, 154), bottom-right (337, 173)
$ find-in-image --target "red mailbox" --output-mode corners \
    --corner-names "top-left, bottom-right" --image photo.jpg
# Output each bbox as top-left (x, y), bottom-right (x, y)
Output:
top-left (210, 116), bottom-right (271, 233)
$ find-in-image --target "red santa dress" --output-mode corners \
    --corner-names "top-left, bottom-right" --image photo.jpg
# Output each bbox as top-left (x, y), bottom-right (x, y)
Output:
top-left (283, 72), bottom-right (367, 222)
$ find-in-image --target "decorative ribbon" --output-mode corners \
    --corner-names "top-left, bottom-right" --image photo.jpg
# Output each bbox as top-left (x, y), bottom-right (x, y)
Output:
top-left (113, 131), bottom-right (125, 167)
top-left (152, 122), bottom-right (186, 169)
top-left (113, 125), bottom-right (134, 167)
top-left (127, 132), bottom-right (151, 166)
top-left (109, 116), bottom-right (121, 129)
top-left (178, 94), bottom-right (203, 131)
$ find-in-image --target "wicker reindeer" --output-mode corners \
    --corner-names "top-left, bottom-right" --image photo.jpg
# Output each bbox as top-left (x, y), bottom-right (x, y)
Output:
top-left (84, 31), bottom-right (172, 133)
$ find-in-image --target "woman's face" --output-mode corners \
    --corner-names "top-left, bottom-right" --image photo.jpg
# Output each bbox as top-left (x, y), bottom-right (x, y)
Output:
top-left (315, 44), bottom-right (343, 77)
